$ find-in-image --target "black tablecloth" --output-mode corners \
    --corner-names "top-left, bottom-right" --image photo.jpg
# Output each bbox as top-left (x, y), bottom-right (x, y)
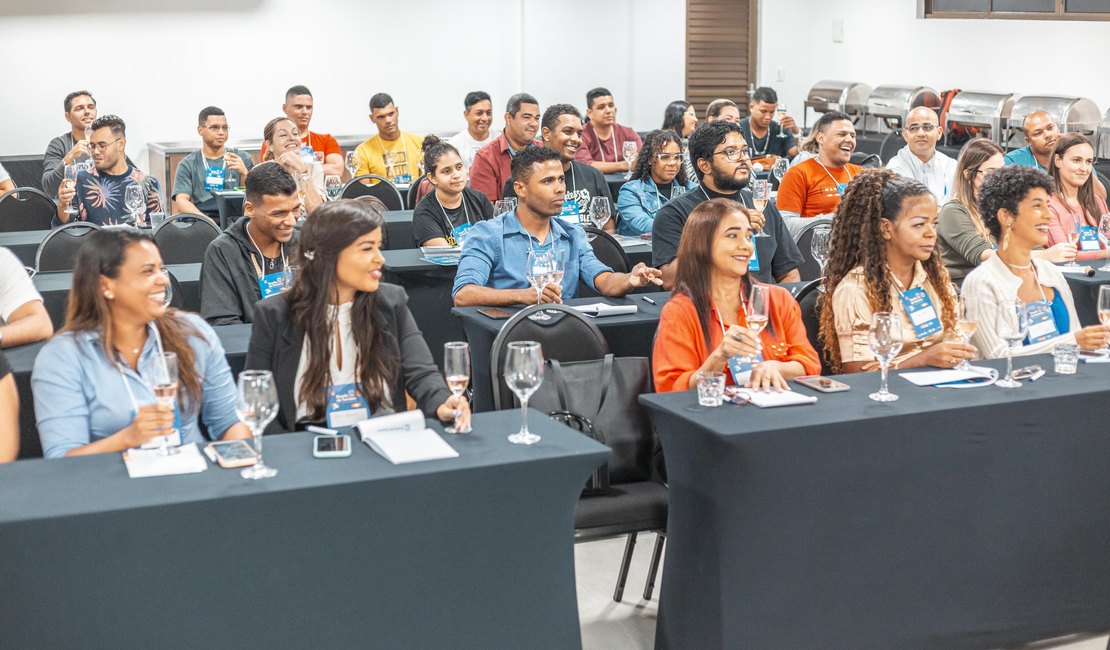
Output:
top-left (0, 411), bottom-right (609, 648)
top-left (0, 229), bottom-right (47, 267)
top-left (641, 356), bottom-right (1110, 649)
top-left (1063, 266), bottom-right (1110, 326)
top-left (33, 262), bottom-right (202, 329)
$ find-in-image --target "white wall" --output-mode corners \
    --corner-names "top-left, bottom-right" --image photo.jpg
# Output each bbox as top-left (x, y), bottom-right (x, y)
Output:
top-left (757, 0), bottom-right (1110, 129)
top-left (0, 0), bottom-right (685, 159)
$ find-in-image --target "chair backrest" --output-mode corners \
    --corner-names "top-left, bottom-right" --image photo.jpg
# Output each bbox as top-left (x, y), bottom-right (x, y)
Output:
top-left (793, 278), bottom-right (822, 304)
top-left (341, 174), bottom-right (404, 211)
top-left (878, 131), bottom-right (904, 165)
top-left (798, 289), bottom-right (833, 375)
top-left (215, 193), bottom-right (244, 230)
top-left (851, 152), bottom-right (883, 169)
top-left (35, 221), bottom-right (101, 272)
top-left (406, 176), bottom-right (432, 210)
top-left (1097, 171), bottom-right (1110, 201)
top-left (166, 268), bottom-right (186, 310)
top-left (578, 227), bottom-right (631, 298)
top-left (792, 217), bottom-right (833, 281)
top-left (490, 303), bottom-right (610, 410)
top-left (153, 213), bottom-right (221, 265)
top-left (0, 187), bottom-right (57, 232)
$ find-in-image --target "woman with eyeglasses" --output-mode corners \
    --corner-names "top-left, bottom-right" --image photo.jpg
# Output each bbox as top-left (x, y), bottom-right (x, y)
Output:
top-left (617, 130), bottom-right (699, 236)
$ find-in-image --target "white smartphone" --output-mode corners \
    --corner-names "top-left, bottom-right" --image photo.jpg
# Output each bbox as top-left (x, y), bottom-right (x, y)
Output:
top-left (794, 375), bottom-right (850, 393)
top-left (207, 440), bottom-right (259, 468)
top-left (313, 434), bottom-right (352, 458)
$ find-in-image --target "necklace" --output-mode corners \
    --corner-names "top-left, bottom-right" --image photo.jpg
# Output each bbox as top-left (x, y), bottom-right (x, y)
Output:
top-left (1003, 259), bottom-right (1032, 271)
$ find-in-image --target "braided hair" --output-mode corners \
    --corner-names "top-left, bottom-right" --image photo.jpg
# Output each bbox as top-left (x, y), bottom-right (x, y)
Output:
top-left (629, 129), bottom-right (689, 186)
top-left (818, 168), bottom-right (957, 372)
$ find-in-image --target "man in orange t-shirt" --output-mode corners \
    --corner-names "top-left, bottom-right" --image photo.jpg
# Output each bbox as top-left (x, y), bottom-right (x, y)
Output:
top-left (259, 85), bottom-right (343, 177)
top-left (776, 110), bottom-right (861, 218)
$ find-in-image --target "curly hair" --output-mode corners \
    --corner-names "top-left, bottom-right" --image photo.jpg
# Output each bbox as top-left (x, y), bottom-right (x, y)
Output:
top-left (977, 166), bottom-right (1055, 241)
top-left (818, 168), bottom-right (956, 372)
top-left (629, 129), bottom-right (688, 186)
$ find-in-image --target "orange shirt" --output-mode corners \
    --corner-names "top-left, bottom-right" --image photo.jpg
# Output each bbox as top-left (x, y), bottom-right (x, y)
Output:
top-left (259, 131), bottom-right (341, 163)
top-left (776, 158), bottom-right (862, 218)
top-left (652, 287), bottom-right (821, 393)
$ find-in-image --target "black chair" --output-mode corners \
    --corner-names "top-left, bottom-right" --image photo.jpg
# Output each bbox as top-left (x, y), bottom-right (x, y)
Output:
top-left (166, 268), bottom-right (186, 310)
top-left (341, 174), bottom-right (404, 211)
top-left (578, 227), bottom-right (632, 299)
top-left (489, 303), bottom-right (667, 602)
top-left (793, 278), bottom-right (822, 304)
top-left (850, 152), bottom-right (882, 168)
top-left (1097, 171), bottom-right (1110, 201)
top-left (153, 213), bottom-right (221, 265)
top-left (0, 187), bottom-right (57, 232)
top-left (791, 217), bottom-right (832, 281)
top-left (35, 222), bottom-right (101, 272)
top-left (406, 176), bottom-right (432, 210)
top-left (215, 192), bottom-right (245, 230)
top-left (799, 289), bottom-right (833, 375)
top-left (878, 131), bottom-right (903, 165)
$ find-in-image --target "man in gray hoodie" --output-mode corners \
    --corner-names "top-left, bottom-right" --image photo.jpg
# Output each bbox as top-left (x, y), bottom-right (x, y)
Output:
top-left (200, 162), bottom-right (300, 325)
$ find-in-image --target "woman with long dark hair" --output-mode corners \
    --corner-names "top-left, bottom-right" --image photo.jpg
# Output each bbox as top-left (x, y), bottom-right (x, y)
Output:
top-left (616, 129), bottom-right (698, 236)
top-left (653, 198), bottom-right (819, 392)
top-left (32, 228), bottom-right (250, 458)
top-left (661, 100), bottom-right (699, 186)
top-left (1046, 132), bottom-right (1108, 262)
top-left (819, 169), bottom-right (974, 373)
top-left (246, 199), bottom-right (469, 432)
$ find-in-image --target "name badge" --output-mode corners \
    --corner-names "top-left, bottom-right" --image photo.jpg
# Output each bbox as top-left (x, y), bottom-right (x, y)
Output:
top-left (204, 166), bottom-right (225, 191)
top-left (392, 173), bottom-right (413, 186)
top-left (449, 222), bottom-right (472, 246)
top-left (899, 287), bottom-right (942, 339)
top-left (314, 151), bottom-right (325, 163)
top-left (1078, 225), bottom-right (1101, 252)
top-left (557, 198), bottom-right (582, 225)
top-left (1025, 300), bottom-right (1060, 344)
top-left (836, 182), bottom-right (848, 196)
top-left (326, 383), bottom-right (370, 429)
top-left (726, 352), bottom-right (764, 386)
top-left (258, 271), bottom-right (286, 299)
top-left (749, 238), bottom-right (761, 272)
top-left (301, 145), bottom-right (315, 158)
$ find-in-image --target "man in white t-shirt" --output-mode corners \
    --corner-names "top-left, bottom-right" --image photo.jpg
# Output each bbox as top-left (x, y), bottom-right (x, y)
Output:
top-left (0, 247), bottom-right (52, 347)
top-left (448, 91), bottom-right (500, 168)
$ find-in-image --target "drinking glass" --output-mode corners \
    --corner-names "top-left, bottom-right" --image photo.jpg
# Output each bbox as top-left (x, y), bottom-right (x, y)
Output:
top-left (344, 151), bottom-right (359, 178)
top-left (237, 370), bottom-right (279, 479)
top-left (505, 341), bottom-right (544, 445)
top-left (1065, 218), bottom-right (1082, 267)
top-left (588, 197), bottom-right (611, 229)
top-left (622, 141), bottom-right (638, 180)
top-left (324, 175), bottom-right (343, 201)
top-left (527, 250), bottom-right (554, 306)
top-left (443, 342), bottom-right (472, 434)
top-left (63, 164), bottom-right (80, 217)
top-left (868, 312), bottom-right (904, 402)
top-left (494, 199), bottom-right (514, 215)
top-left (776, 105), bottom-right (790, 138)
top-left (771, 157), bottom-right (789, 185)
top-left (161, 268), bottom-right (173, 307)
top-left (84, 126), bottom-right (93, 143)
top-left (150, 352), bottom-right (180, 456)
top-left (548, 247), bottom-right (566, 287)
top-left (123, 184), bottom-right (144, 226)
top-left (1099, 214), bottom-right (1110, 272)
top-left (996, 300), bottom-right (1029, 388)
top-left (282, 265), bottom-right (299, 291)
top-left (695, 371), bottom-right (725, 407)
top-left (1098, 285), bottom-right (1110, 351)
top-left (810, 226), bottom-right (831, 289)
top-left (955, 292), bottom-right (977, 371)
top-left (751, 179), bottom-right (771, 237)
top-left (744, 284), bottom-right (770, 363)
top-left (1053, 343), bottom-right (1079, 374)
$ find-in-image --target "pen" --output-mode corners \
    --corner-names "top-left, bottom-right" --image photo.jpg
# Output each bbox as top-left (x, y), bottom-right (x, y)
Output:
top-left (641, 296), bottom-right (657, 305)
top-left (307, 425), bottom-right (339, 435)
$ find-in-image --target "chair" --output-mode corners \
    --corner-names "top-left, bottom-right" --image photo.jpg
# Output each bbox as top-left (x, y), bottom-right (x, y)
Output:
top-left (878, 131), bottom-right (903, 165)
top-left (791, 216), bottom-right (833, 281)
top-left (153, 213), bottom-right (221, 265)
top-left (1097, 171), bottom-right (1110, 201)
top-left (166, 268), bottom-right (186, 310)
top-left (798, 289), bottom-right (834, 375)
top-left (35, 222), bottom-right (101, 273)
top-left (850, 152), bottom-right (882, 168)
top-left (406, 176), bottom-right (432, 210)
top-left (341, 174), bottom-right (404, 211)
top-left (579, 227), bottom-right (632, 299)
top-left (793, 278), bottom-right (822, 304)
top-left (0, 187), bottom-right (57, 232)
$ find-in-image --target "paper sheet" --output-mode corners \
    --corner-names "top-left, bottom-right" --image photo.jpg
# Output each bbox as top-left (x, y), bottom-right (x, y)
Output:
top-left (123, 443), bottom-right (208, 478)
top-left (731, 389), bottom-right (817, 408)
top-left (356, 410), bottom-right (460, 464)
top-left (900, 367), bottom-right (993, 387)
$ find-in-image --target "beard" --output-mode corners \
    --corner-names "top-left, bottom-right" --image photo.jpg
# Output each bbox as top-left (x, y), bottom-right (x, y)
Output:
top-left (712, 166), bottom-right (748, 192)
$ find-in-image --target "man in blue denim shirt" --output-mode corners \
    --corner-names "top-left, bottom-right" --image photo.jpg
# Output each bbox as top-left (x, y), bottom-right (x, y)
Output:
top-left (453, 147), bottom-right (662, 306)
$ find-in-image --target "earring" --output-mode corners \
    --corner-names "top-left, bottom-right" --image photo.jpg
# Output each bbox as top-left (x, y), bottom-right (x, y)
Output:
top-left (104, 291), bottom-right (114, 300)
top-left (1000, 228), bottom-right (1011, 252)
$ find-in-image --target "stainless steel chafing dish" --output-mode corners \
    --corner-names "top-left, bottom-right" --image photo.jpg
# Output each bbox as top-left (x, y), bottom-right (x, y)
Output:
top-left (866, 85), bottom-right (941, 131)
top-left (1007, 95), bottom-right (1101, 147)
top-left (803, 80), bottom-right (872, 133)
top-left (943, 91), bottom-right (1019, 146)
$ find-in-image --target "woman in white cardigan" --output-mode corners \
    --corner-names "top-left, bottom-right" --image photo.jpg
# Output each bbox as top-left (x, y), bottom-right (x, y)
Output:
top-left (963, 166), bottom-right (1110, 359)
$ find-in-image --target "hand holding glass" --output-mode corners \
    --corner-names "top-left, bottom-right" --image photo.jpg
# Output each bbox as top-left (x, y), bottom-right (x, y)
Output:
top-left (505, 341), bottom-right (544, 445)
top-left (237, 370), bottom-right (279, 479)
top-left (744, 284), bottom-right (770, 363)
top-left (63, 164), bottom-right (79, 216)
top-left (1065, 219), bottom-right (1082, 267)
top-left (751, 180), bottom-right (771, 237)
top-left (443, 342), bottom-right (472, 434)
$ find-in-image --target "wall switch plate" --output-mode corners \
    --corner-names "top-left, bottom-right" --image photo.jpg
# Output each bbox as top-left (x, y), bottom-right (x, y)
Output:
top-left (832, 18), bottom-right (844, 42)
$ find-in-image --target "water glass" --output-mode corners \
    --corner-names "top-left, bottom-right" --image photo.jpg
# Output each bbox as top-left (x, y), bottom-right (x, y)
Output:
top-left (345, 151), bottom-right (359, 178)
top-left (124, 184), bottom-right (145, 225)
top-left (1053, 343), bottom-right (1079, 375)
top-left (505, 341), bottom-right (544, 445)
top-left (324, 175), bottom-right (343, 201)
top-left (622, 141), bottom-right (638, 180)
top-left (237, 370), bottom-right (279, 479)
top-left (810, 226), bottom-right (831, 288)
top-left (695, 371), bottom-right (726, 407)
top-left (150, 211), bottom-right (166, 228)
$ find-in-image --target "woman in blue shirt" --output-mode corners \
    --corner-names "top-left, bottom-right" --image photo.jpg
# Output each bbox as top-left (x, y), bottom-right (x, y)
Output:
top-left (617, 129), bottom-right (699, 236)
top-left (32, 228), bottom-right (250, 458)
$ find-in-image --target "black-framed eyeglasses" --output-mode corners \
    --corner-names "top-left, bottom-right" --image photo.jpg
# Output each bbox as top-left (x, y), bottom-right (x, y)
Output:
top-left (712, 147), bottom-right (751, 162)
top-left (88, 137), bottom-right (122, 152)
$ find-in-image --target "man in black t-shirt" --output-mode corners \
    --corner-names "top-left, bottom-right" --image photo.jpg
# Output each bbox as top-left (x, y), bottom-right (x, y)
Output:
top-left (738, 86), bottom-right (799, 172)
top-left (652, 120), bottom-right (802, 289)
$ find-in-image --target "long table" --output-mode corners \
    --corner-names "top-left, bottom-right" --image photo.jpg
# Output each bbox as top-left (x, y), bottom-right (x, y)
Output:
top-left (33, 262), bottom-right (202, 329)
top-left (0, 411), bottom-right (609, 648)
top-left (1064, 266), bottom-right (1110, 326)
top-left (640, 356), bottom-right (1110, 649)
top-left (0, 229), bottom-right (47, 267)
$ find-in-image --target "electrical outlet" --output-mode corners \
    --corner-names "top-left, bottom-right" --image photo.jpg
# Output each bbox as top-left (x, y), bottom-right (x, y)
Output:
top-left (832, 18), bottom-right (844, 42)
top-left (776, 67), bottom-right (785, 82)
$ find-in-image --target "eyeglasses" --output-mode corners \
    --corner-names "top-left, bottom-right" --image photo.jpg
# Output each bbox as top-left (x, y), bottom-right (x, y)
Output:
top-left (204, 125), bottom-right (230, 133)
top-left (655, 153), bottom-right (683, 162)
top-left (711, 147), bottom-right (751, 162)
top-left (903, 123), bottom-right (938, 134)
top-left (88, 137), bottom-right (123, 152)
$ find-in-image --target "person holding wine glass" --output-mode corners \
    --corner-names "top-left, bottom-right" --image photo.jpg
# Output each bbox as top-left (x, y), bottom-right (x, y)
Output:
top-left (819, 169), bottom-right (975, 373)
top-left (411, 136), bottom-right (494, 247)
top-left (961, 166), bottom-right (1110, 359)
top-left (41, 90), bottom-right (99, 199)
top-left (1045, 133), bottom-right (1109, 263)
top-left (31, 228), bottom-right (250, 458)
top-left (260, 116), bottom-right (324, 214)
top-left (653, 198), bottom-right (819, 393)
top-left (576, 88), bottom-right (643, 175)
top-left (616, 129), bottom-right (699, 236)
top-left (245, 200), bottom-right (469, 433)
top-left (739, 87), bottom-right (799, 173)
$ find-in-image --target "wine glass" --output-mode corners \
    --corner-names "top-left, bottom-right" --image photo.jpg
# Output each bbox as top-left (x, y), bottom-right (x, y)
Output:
top-left (1065, 217), bottom-right (1082, 268)
top-left (161, 268), bottom-right (174, 308)
top-left (588, 197), bottom-right (611, 230)
top-left (996, 300), bottom-right (1029, 388)
top-left (868, 312), bottom-right (904, 402)
top-left (237, 370), bottom-right (279, 479)
top-left (505, 341), bottom-right (544, 445)
top-left (150, 352), bottom-right (180, 456)
top-left (810, 226), bottom-right (831, 290)
top-left (622, 141), bottom-right (638, 180)
top-left (1098, 214), bottom-right (1110, 272)
top-left (751, 179), bottom-right (771, 238)
top-left (494, 199), bottom-right (514, 216)
top-left (324, 175), bottom-right (343, 201)
top-left (344, 151), bottom-right (359, 179)
top-left (955, 292), bottom-right (977, 371)
top-left (744, 284), bottom-right (770, 364)
top-left (123, 184), bottom-right (144, 226)
top-left (548, 247), bottom-right (567, 288)
top-left (282, 265), bottom-right (298, 291)
top-left (527, 249), bottom-right (554, 306)
top-left (443, 342), bottom-right (472, 434)
top-left (1098, 285), bottom-right (1110, 351)
top-left (771, 157), bottom-right (789, 185)
top-left (63, 164), bottom-right (80, 217)
top-left (776, 104), bottom-right (790, 138)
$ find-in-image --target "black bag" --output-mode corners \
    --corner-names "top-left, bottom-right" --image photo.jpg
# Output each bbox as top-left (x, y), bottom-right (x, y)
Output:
top-left (530, 355), bottom-right (655, 496)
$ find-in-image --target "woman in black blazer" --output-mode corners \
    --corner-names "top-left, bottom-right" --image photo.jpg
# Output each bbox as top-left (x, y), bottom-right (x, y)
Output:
top-left (245, 200), bottom-right (470, 433)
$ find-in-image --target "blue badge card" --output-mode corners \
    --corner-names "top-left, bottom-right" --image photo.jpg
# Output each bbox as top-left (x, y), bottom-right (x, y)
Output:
top-left (836, 182), bottom-right (848, 196)
top-left (204, 165), bottom-right (225, 191)
top-left (749, 238), bottom-right (761, 272)
top-left (898, 287), bottom-right (942, 339)
top-left (1078, 225), bottom-right (1101, 252)
top-left (558, 198), bottom-right (582, 225)
top-left (326, 383), bottom-right (370, 428)
top-left (392, 173), bottom-right (413, 186)
top-left (449, 222), bottom-right (472, 246)
top-left (726, 352), bottom-right (764, 386)
top-left (258, 271), bottom-right (286, 299)
top-left (1024, 300), bottom-right (1060, 344)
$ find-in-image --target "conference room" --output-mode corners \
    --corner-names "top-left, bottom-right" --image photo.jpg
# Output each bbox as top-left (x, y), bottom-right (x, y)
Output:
top-left (4, 0), bottom-right (1110, 648)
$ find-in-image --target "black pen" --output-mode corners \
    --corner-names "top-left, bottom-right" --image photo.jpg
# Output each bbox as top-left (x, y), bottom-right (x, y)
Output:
top-left (641, 296), bottom-right (657, 305)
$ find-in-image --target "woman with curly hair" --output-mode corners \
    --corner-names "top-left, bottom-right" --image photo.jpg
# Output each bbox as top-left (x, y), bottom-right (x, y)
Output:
top-left (962, 166), bottom-right (1110, 358)
top-left (818, 168), bottom-right (975, 373)
top-left (616, 129), bottom-right (699, 236)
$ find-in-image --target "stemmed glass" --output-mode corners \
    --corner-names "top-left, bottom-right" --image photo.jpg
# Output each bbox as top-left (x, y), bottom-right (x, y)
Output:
top-left (1098, 214), bottom-right (1110, 272)
top-left (505, 341), bottom-right (544, 445)
top-left (237, 370), bottom-right (279, 479)
top-left (955, 290), bottom-right (977, 371)
top-left (744, 284), bottom-right (770, 364)
top-left (324, 175), bottom-right (343, 201)
top-left (527, 250), bottom-right (554, 307)
top-left (123, 184), bottom-right (144, 226)
top-left (63, 164), bottom-right (80, 218)
top-left (622, 141), bottom-right (638, 180)
top-left (868, 312), bottom-right (904, 402)
top-left (588, 197), bottom-right (611, 230)
top-left (1098, 286), bottom-right (1110, 352)
top-left (494, 199), bottom-right (515, 215)
top-left (161, 268), bottom-right (174, 307)
top-left (810, 226), bottom-right (831, 289)
top-left (776, 105), bottom-right (790, 138)
top-left (443, 342), bottom-right (472, 434)
top-left (996, 300), bottom-right (1029, 389)
top-left (548, 247), bottom-right (566, 288)
top-left (344, 151), bottom-right (359, 179)
top-left (1065, 217), bottom-right (1082, 268)
top-left (150, 352), bottom-right (180, 456)
top-left (751, 179), bottom-right (771, 237)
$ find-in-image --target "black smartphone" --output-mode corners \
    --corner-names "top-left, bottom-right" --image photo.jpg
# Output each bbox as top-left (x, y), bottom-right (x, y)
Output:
top-left (478, 307), bottom-right (512, 320)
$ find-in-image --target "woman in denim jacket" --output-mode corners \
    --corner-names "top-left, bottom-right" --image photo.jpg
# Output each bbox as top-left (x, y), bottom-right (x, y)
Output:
top-left (617, 129), bottom-right (699, 236)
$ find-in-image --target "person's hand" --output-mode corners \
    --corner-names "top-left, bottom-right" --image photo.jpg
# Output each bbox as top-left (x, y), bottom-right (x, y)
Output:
top-left (539, 283), bottom-right (562, 304)
top-left (779, 114), bottom-right (798, 135)
top-left (436, 393), bottom-right (471, 430)
top-left (1041, 242), bottom-right (1077, 263)
top-left (712, 324), bottom-right (762, 364)
top-left (123, 403), bottom-right (175, 448)
top-left (57, 178), bottom-right (76, 209)
top-left (917, 341), bottom-right (977, 369)
top-left (745, 208), bottom-right (766, 232)
top-left (745, 360), bottom-right (791, 393)
top-left (65, 140), bottom-right (89, 165)
top-left (1075, 324), bottom-right (1110, 351)
top-left (224, 151), bottom-right (249, 176)
top-left (276, 150), bottom-right (307, 175)
top-left (628, 262), bottom-right (664, 288)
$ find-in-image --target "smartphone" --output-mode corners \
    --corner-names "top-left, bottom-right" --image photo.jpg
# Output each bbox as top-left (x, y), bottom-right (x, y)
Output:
top-left (794, 376), bottom-right (850, 393)
top-left (207, 440), bottom-right (259, 468)
top-left (313, 434), bottom-right (352, 458)
top-left (478, 307), bottom-right (512, 320)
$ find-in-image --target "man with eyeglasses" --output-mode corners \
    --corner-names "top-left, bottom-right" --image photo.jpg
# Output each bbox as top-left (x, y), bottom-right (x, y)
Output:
top-left (886, 107), bottom-right (954, 203)
top-left (172, 106), bottom-right (254, 218)
top-left (652, 121), bottom-right (802, 289)
top-left (56, 114), bottom-right (163, 226)
top-left (776, 110), bottom-right (861, 219)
